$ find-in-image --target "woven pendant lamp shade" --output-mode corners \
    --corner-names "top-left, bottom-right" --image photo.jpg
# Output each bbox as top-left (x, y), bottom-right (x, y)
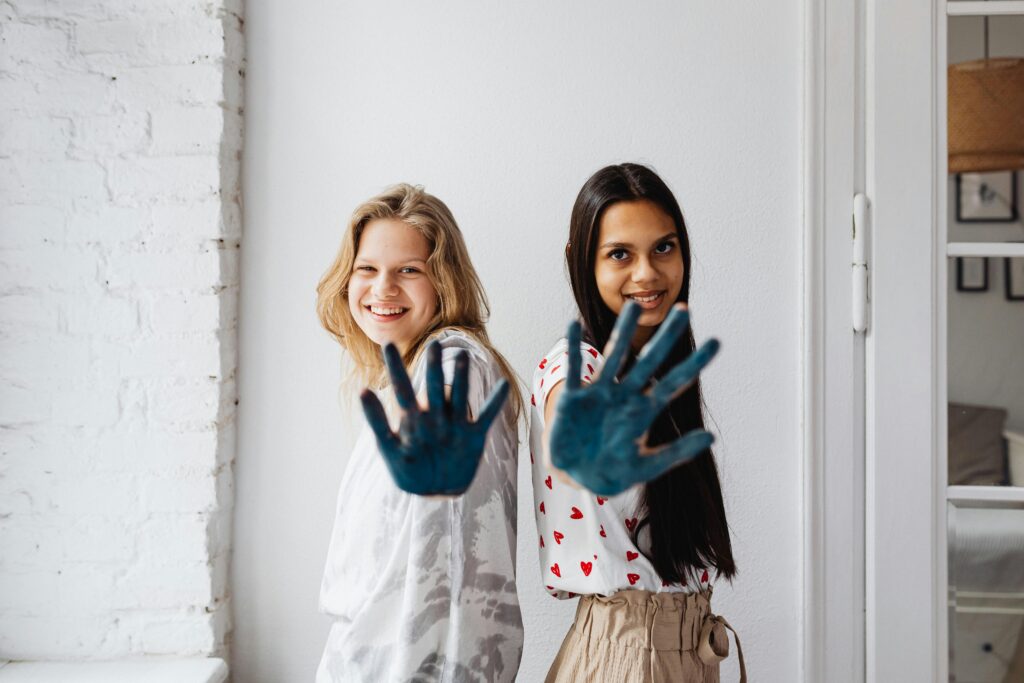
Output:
top-left (947, 57), bottom-right (1024, 173)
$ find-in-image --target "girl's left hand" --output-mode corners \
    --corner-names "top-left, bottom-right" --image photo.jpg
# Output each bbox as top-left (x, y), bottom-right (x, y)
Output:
top-left (360, 341), bottom-right (511, 496)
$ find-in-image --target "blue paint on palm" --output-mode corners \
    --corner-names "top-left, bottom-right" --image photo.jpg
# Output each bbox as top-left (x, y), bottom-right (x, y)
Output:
top-left (549, 301), bottom-right (720, 497)
top-left (360, 340), bottom-right (510, 496)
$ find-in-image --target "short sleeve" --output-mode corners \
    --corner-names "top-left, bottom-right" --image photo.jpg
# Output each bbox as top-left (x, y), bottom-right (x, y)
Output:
top-left (532, 338), bottom-right (602, 418)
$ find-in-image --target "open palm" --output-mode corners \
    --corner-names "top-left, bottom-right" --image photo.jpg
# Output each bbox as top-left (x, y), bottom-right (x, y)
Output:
top-left (360, 341), bottom-right (510, 496)
top-left (549, 301), bottom-right (720, 496)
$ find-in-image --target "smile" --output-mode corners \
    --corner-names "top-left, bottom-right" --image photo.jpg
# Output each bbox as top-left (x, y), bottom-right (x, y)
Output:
top-left (365, 304), bottom-right (409, 321)
top-left (624, 291), bottom-right (666, 309)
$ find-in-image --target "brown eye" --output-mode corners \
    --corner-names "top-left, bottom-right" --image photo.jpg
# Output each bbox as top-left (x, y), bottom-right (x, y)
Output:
top-left (609, 249), bottom-right (629, 261)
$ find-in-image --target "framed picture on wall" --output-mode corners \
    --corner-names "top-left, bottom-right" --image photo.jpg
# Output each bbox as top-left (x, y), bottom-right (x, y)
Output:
top-left (956, 171), bottom-right (1019, 223)
top-left (1006, 257), bottom-right (1024, 301)
top-left (956, 256), bottom-right (988, 292)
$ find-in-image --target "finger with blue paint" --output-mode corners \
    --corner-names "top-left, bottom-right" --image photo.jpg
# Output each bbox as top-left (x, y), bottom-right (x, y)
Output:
top-left (361, 340), bottom-right (511, 496)
top-left (548, 301), bottom-right (720, 496)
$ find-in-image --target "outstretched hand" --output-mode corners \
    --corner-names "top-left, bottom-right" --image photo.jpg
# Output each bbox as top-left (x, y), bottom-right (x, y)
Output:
top-left (360, 341), bottom-right (510, 496)
top-left (548, 301), bottom-right (720, 497)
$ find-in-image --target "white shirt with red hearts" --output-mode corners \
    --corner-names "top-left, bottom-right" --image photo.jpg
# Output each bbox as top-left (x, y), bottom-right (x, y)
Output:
top-left (529, 337), bottom-right (711, 599)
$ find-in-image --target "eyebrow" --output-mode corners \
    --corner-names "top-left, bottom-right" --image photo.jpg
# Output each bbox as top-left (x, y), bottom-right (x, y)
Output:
top-left (354, 257), bottom-right (428, 264)
top-left (598, 232), bottom-right (678, 250)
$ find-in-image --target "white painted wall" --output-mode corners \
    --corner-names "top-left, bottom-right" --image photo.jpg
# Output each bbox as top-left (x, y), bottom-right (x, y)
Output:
top-left (237, 2), bottom-right (802, 681)
top-left (0, 0), bottom-right (242, 661)
top-left (947, 16), bottom-right (1024, 433)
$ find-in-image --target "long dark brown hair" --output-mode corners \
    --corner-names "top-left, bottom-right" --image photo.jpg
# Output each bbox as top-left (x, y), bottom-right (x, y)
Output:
top-left (566, 163), bottom-right (736, 583)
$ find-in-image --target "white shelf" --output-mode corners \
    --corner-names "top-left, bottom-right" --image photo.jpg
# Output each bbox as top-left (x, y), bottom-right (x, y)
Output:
top-left (948, 485), bottom-right (1024, 507)
top-left (0, 659), bottom-right (228, 683)
top-left (946, 242), bottom-right (1024, 257)
top-left (947, 1), bottom-right (1024, 16)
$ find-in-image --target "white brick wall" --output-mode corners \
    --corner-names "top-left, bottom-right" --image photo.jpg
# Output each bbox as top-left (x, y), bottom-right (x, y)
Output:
top-left (0, 0), bottom-right (243, 661)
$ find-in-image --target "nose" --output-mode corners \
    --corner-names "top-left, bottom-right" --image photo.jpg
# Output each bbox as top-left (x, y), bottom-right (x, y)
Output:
top-left (371, 270), bottom-right (399, 298)
top-left (631, 255), bottom-right (659, 285)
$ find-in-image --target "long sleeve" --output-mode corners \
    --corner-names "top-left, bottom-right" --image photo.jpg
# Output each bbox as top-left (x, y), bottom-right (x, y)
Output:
top-left (317, 330), bottom-right (522, 683)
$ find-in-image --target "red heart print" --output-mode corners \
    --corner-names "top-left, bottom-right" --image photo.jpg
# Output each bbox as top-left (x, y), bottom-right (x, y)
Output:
top-left (701, 569), bottom-right (709, 583)
top-left (539, 502), bottom-right (545, 514)
top-left (599, 525), bottom-right (607, 537)
top-left (551, 563), bottom-right (561, 577)
top-left (587, 347), bottom-right (598, 358)
top-left (580, 561), bottom-right (593, 577)
top-left (570, 507), bottom-right (583, 519)
top-left (539, 535), bottom-right (544, 547)
top-left (625, 517), bottom-right (638, 532)
top-left (596, 496), bottom-right (607, 506)
top-left (551, 365), bottom-right (561, 375)
top-left (567, 592), bottom-right (576, 598)
top-left (531, 394), bottom-right (536, 406)
top-left (539, 358), bottom-right (547, 370)
top-left (540, 378), bottom-right (545, 389)
top-left (583, 376), bottom-right (591, 382)
top-left (553, 530), bottom-right (564, 544)
top-left (594, 554), bottom-right (598, 559)
top-left (545, 476), bottom-right (552, 490)
top-left (626, 551), bottom-right (639, 562)
top-left (546, 585), bottom-right (554, 590)
top-left (587, 363), bottom-right (594, 375)
top-left (627, 573), bottom-right (640, 585)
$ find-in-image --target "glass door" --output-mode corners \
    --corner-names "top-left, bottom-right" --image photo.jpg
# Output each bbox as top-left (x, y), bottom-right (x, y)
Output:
top-left (944, 6), bottom-right (1024, 682)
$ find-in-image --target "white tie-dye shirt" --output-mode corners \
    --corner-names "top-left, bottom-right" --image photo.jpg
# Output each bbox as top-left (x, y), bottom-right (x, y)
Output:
top-left (317, 329), bottom-right (522, 683)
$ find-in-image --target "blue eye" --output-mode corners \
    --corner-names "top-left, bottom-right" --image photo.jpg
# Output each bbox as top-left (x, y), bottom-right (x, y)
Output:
top-left (400, 267), bottom-right (420, 274)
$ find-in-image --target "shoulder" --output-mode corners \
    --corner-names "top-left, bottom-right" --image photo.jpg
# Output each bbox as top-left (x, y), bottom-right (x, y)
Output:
top-left (419, 327), bottom-right (499, 382)
top-left (531, 336), bottom-right (604, 399)
top-left (534, 337), bottom-right (603, 372)
top-left (429, 327), bottom-right (488, 357)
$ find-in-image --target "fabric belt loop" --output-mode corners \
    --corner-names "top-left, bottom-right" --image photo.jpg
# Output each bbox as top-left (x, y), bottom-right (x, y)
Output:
top-left (645, 595), bottom-right (657, 650)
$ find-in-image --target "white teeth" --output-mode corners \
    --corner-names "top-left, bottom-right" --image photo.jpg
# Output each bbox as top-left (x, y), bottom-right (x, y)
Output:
top-left (628, 293), bottom-right (662, 303)
top-left (369, 305), bottom-right (406, 316)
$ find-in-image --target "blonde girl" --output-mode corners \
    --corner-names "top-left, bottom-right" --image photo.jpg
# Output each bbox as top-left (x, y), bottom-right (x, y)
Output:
top-left (315, 184), bottom-right (523, 682)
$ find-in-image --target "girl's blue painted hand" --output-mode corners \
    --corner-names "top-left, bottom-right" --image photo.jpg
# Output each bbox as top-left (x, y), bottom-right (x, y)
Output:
top-left (549, 301), bottom-right (720, 497)
top-left (360, 341), bottom-right (510, 496)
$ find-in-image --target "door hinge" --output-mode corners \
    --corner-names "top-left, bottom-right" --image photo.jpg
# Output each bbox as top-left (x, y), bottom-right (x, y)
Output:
top-left (852, 194), bottom-right (869, 333)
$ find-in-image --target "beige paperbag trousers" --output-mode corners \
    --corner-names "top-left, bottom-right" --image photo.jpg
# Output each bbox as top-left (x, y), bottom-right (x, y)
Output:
top-left (545, 588), bottom-right (746, 683)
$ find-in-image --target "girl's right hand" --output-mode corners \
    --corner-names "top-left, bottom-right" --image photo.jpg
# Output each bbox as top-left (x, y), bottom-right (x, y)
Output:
top-left (547, 301), bottom-right (720, 497)
top-left (360, 341), bottom-right (510, 497)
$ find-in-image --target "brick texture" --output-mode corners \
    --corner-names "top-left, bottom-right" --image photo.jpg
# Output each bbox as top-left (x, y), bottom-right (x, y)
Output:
top-left (0, 0), bottom-right (243, 661)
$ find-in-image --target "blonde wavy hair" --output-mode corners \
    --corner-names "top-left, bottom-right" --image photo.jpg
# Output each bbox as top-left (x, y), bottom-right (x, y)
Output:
top-left (316, 183), bottom-right (522, 418)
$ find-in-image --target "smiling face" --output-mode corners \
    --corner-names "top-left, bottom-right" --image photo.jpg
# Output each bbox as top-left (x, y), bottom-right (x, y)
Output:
top-left (593, 199), bottom-right (685, 348)
top-left (347, 218), bottom-right (438, 354)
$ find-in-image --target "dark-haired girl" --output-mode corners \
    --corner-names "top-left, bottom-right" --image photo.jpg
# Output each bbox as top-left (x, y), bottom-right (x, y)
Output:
top-left (530, 163), bottom-right (745, 682)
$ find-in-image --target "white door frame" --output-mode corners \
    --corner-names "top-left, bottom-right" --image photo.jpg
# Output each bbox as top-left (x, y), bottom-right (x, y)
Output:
top-left (802, 0), bottom-right (866, 681)
top-left (805, 0), bottom-right (951, 680)
top-left (863, 0), bottom-right (946, 680)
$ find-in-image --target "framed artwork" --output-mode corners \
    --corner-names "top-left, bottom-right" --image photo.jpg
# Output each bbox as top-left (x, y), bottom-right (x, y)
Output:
top-left (1006, 257), bottom-right (1024, 301)
top-left (956, 171), bottom-right (1019, 223)
top-left (956, 256), bottom-right (988, 292)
